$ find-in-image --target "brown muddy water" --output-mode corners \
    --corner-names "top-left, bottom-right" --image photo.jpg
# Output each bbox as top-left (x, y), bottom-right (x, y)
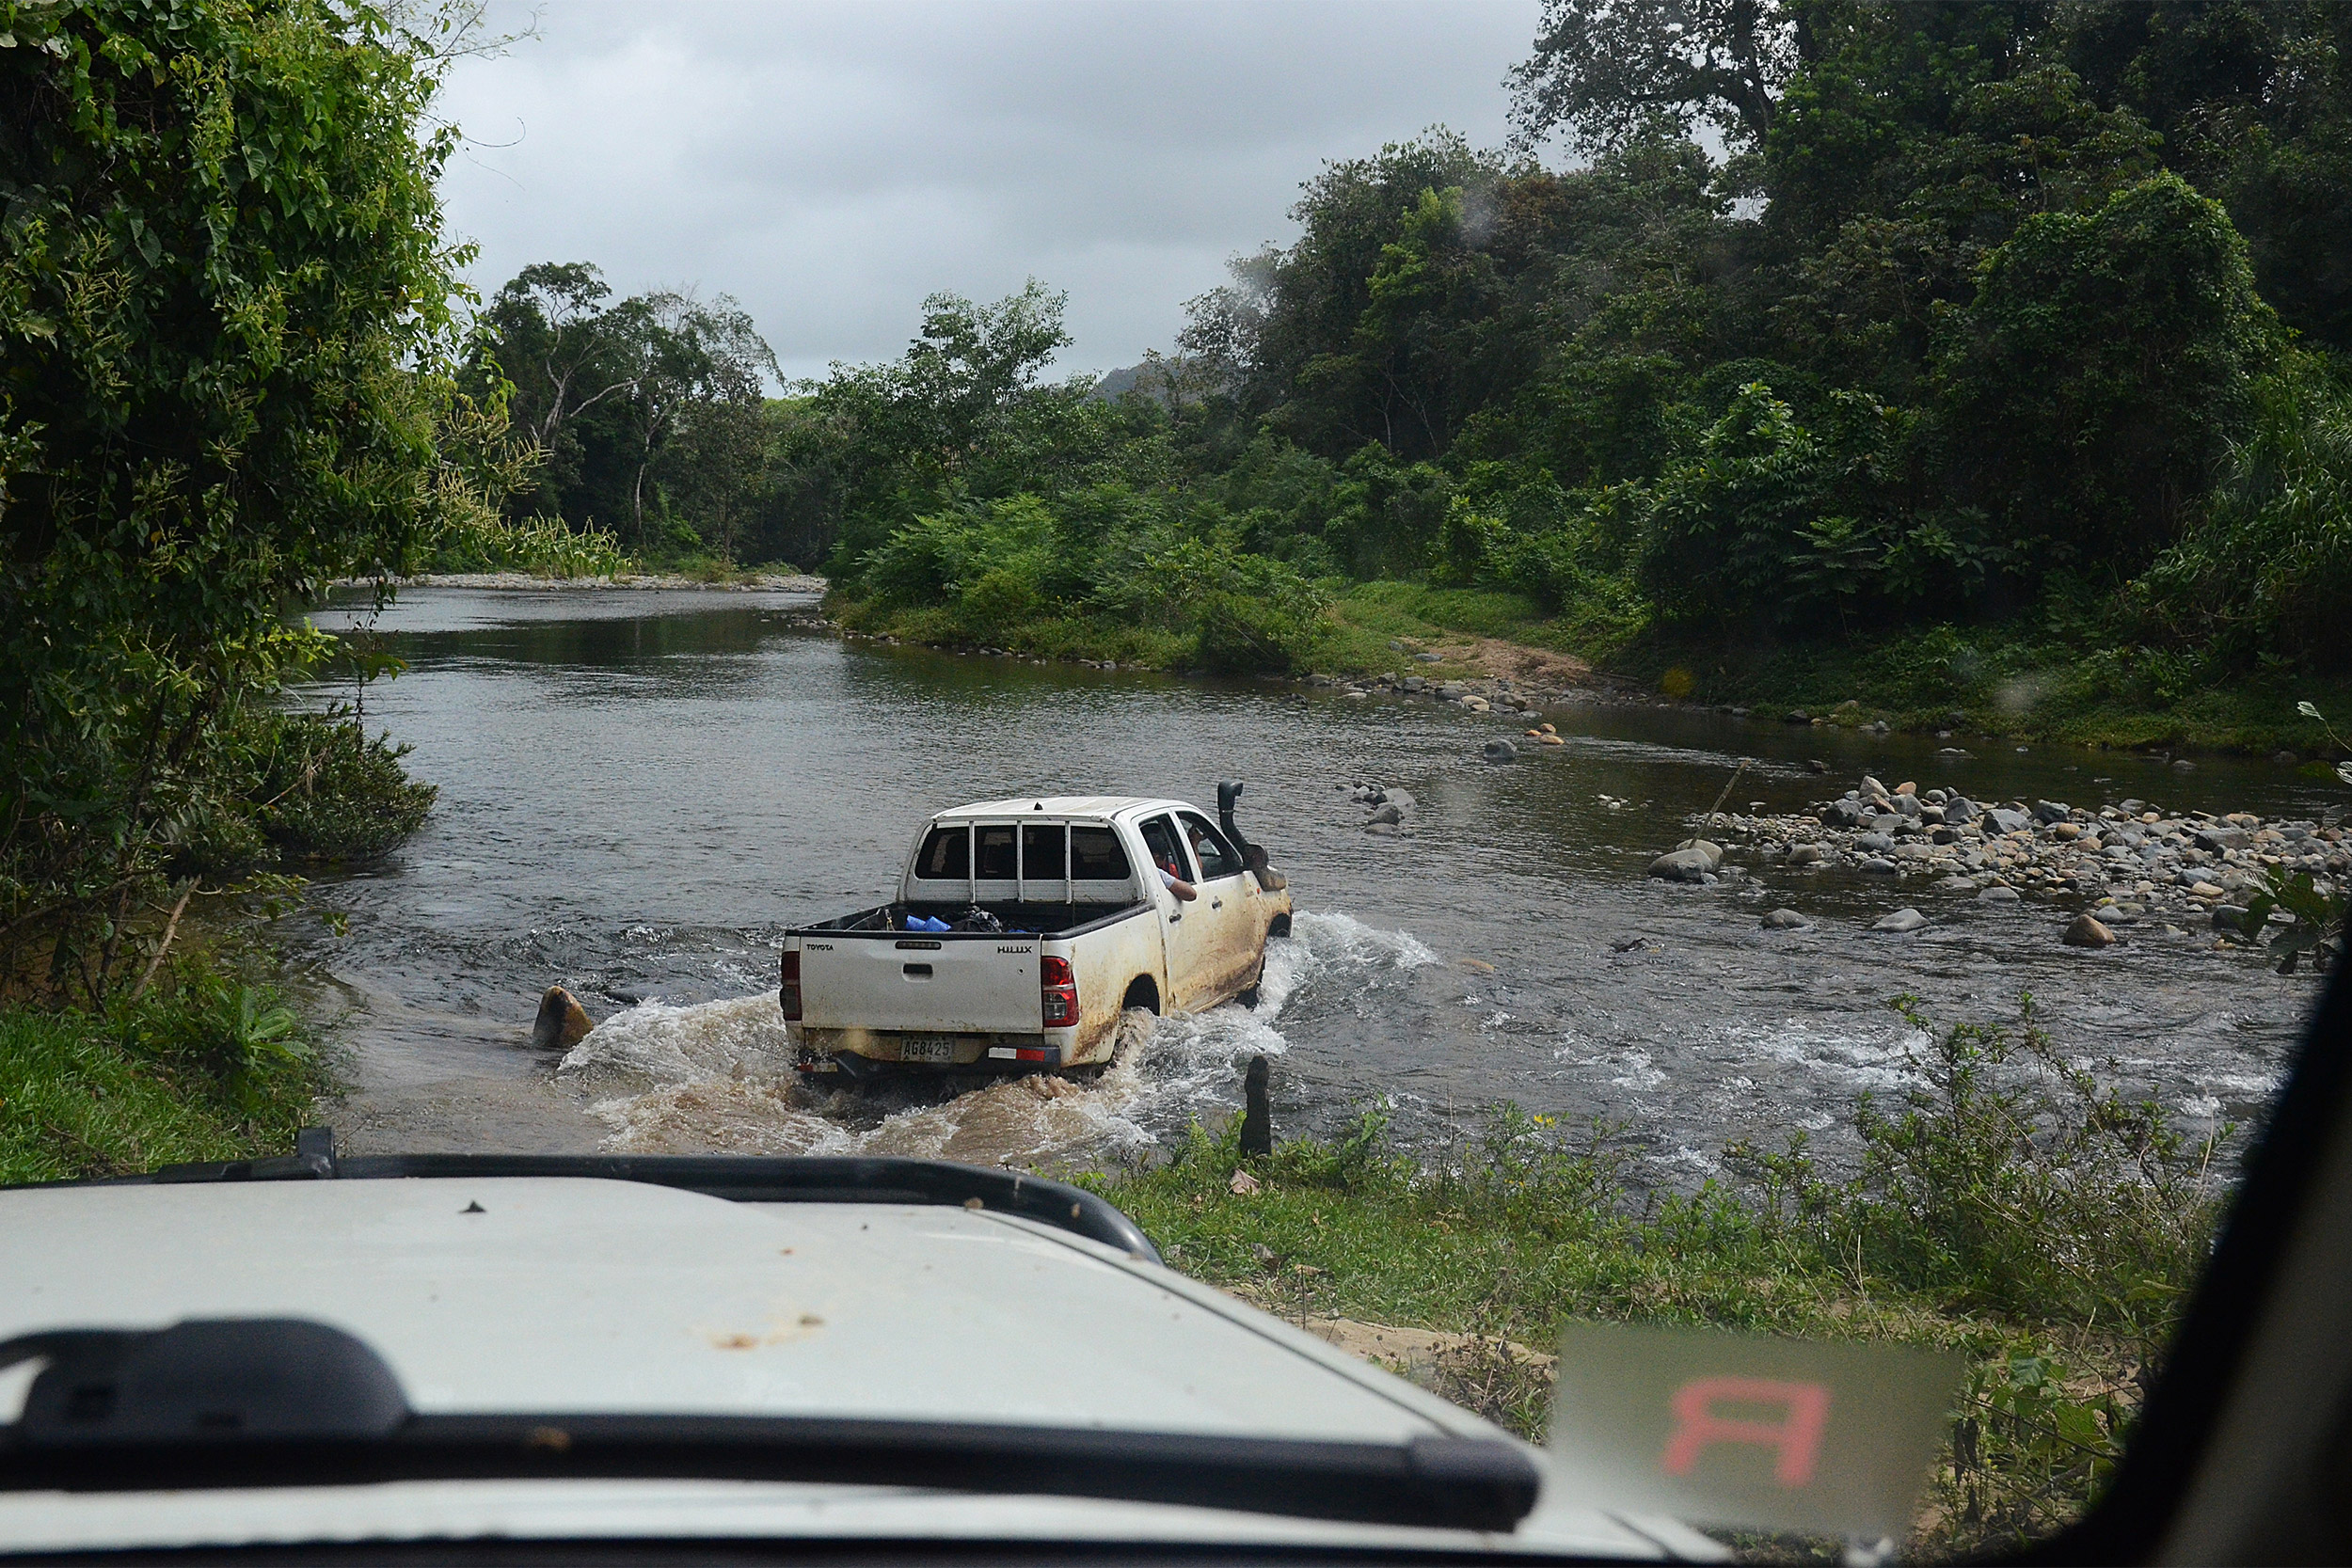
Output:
top-left (289, 587), bottom-right (2335, 1180)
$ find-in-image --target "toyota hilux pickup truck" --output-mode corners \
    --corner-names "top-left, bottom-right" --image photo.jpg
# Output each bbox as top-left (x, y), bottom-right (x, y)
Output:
top-left (782, 785), bottom-right (1292, 1077)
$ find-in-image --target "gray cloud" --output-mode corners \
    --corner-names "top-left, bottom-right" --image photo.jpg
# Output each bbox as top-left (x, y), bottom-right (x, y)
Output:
top-left (436, 0), bottom-right (1540, 381)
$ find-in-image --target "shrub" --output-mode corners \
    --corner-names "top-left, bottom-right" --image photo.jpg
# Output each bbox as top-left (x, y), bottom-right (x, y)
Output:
top-left (2132, 354), bottom-right (2352, 671)
top-left (0, 969), bottom-right (326, 1184)
top-left (433, 513), bottom-right (628, 578)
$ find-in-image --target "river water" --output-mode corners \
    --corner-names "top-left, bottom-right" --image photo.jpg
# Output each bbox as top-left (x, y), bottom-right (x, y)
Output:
top-left (291, 586), bottom-right (2333, 1181)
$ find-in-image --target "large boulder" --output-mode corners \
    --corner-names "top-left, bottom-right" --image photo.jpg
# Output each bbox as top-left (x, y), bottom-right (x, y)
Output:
top-left (531, 986), bottom-right (595, 1051)
top-left (1760, 908), bottom-right (1811, 929)
top-left (1648, 841), bottom-right (1724, 882)
top-left (1481, 737), bottom-right (1518, 763)
top-left (1873, 908), bottom-right (1930, 933)
top-left (2033, 800), bottom-right (2072, 825)
top-left (2063, 914), bottom-right (2117, 948)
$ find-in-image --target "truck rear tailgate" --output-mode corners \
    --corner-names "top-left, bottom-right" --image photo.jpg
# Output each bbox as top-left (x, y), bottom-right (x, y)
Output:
top-left (797, 935), bottom-right (1041, 1034)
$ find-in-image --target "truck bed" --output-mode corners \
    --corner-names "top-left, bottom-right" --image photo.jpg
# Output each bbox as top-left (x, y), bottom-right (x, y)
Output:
top-left (795, 901), bottom-right (1150, 941)
top-left (789, 901), bottom-right (1156, 1045)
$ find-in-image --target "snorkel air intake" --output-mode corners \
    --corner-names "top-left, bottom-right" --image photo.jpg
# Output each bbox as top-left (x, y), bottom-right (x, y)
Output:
top-left (1216, 782), bottom-right (1252, 859)
top-left (1217, 781), bottom-right (1285, 890)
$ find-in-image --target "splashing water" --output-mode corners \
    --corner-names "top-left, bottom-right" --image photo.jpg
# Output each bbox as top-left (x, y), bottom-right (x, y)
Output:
top-left (552, 910), bottom-right (1436, 1170)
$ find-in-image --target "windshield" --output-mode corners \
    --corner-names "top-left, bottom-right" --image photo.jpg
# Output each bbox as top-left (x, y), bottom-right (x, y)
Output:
top-left (3, 0), bottom-right (2346, 1561)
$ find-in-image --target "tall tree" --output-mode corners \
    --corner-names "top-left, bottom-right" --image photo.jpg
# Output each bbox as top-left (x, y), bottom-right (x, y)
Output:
top-left (0, 0), bottom-right (486, 989)
top-left (473, 261), bottom-right (644, 507)
top-left (607, 291), bottom-right (777, 548)
top-left (1507, 0), bottom-right (1801, 157)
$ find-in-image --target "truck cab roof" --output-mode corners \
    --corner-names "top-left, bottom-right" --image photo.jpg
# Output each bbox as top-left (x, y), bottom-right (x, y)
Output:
top-left (929, 797), bottom-right (1192, 822)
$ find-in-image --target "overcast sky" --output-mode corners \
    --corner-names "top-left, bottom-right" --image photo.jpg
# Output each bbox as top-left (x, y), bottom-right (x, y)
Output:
top-left (435, 1), bottom-right (1543, 383)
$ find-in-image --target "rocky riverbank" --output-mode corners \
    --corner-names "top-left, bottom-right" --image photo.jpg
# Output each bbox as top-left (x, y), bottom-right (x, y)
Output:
top-left (1660, 773), bottom-right (2347, 946)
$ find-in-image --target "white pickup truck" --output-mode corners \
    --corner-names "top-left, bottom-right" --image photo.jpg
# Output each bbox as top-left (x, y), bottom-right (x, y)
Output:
top-left (781, 786), bottom-right (1292, 1077)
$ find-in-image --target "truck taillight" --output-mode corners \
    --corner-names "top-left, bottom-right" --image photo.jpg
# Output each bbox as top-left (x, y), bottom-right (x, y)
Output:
top-left (780, 949), bottom-right (803, 1022)
top-left (1041, 955), bottom-right (1078, 1029)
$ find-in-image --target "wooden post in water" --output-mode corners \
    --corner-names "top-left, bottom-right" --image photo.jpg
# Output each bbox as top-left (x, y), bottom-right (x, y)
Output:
top-left (1241, 1054), bottom-right (1273, 1156)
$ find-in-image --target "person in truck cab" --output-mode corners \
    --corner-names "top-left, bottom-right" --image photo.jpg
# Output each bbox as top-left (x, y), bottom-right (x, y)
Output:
top-left (1138, 816), bottom-right (1198, 903)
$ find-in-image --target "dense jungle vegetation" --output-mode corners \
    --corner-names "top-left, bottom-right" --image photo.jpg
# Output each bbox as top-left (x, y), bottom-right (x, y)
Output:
top-left (469, 0), bottom-right (2352, 750)
top-left (0, 0), bottom-right (501, 1169)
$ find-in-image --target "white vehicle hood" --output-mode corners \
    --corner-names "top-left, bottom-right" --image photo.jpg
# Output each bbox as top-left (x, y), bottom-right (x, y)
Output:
top-left (0, 1177), bottom-right (1718, 1559)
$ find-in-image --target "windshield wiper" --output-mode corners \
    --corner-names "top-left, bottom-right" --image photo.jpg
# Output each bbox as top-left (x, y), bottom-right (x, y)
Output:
top-left (0, 1321), bottom-right (1540, 1534)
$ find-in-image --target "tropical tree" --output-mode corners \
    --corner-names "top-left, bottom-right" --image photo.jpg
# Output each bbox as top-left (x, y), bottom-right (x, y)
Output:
top-left (0, 0), bottom-right (493, 993)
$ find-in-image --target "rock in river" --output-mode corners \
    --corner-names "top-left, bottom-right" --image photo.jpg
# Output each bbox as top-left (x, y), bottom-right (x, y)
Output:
top-left (1978, 884), bottom-right (2023, 903)
top-left (2064, 913), bottom-right (2117, 948)
top-left (531, 986), bottom-right (595, 1051)
top-left (1873, 908), bottom-right (1930, 933)
top-left (1481, 737), bottom-right (1518, 763)
top-left (1365, 802), bottom-right (1403, 827)
top-left (1786, 844), bottom-right (1829, 866)
top-left (1648, 841), bottom-right (1724, 882)
top-left (1760, 908), bottom-right (1811, 929)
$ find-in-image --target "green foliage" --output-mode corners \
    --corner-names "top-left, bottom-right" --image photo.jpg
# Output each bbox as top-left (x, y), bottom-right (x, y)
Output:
top-left (432, 511), bottom-right (629, 578)
top-left (1949, 1350), bottom-right (2130, 1547)
top-left (1934, 173), bottom-right (2277, 577)
top-left (850, 489), bottom-right (1329, 675)
top-left (2241, 864), bottom-right (2345, 976)
top-left (1633, 382), bottom-right (1973, 626)
top-left (236, 711), bottom-right (436, 865)
top-left (0, 969), bottom-right (326, 1184)
top-left (0, 0), bottom-right (471, 998)
top-left (467, 264), bottom-right (779, 560)
top-left (1736, 995), bottom-right (2224, 1338)
top-left (2132, 354), bottom-right (2352, 669)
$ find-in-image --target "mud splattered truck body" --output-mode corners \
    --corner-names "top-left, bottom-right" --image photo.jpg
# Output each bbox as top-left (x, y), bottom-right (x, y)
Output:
top-left (782, 791), bottom-right (1291, 1075)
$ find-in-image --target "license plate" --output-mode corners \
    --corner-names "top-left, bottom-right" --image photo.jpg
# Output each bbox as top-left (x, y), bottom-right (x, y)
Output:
top-left (898, 1035), bottom-right (958, 1063)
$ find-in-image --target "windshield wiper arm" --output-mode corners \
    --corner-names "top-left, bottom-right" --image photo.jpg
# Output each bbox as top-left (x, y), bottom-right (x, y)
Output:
top-left (0, 1321), bottom-right (1540, 1535)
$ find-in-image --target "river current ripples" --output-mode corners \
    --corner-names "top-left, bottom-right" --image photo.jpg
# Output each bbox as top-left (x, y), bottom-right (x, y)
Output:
top-left (291, 587), bottom-right (2333, 1182)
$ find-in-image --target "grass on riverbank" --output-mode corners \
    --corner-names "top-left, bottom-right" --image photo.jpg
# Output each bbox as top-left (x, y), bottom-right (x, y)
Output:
top-left (831, 571), bottom-right (2350, 759)
top-left (1082, 995), bottom-right (2229, 1559)
top-left (1320, 582), bottom-right (2352, 759)
top-left (0, 961), bottom-right (329, 1186)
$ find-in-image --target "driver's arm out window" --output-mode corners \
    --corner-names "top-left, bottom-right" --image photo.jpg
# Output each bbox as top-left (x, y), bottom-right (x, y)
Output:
top-left (1139, 816), bottom-right (1193, 881)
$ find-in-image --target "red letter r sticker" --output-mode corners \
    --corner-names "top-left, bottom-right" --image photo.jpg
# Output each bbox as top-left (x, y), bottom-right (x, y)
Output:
top-left (1660, 1376), bottom-right (1833, 1487)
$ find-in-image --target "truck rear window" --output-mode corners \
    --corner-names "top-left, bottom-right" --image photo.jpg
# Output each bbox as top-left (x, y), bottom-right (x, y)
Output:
top-left (915, 825), bottom-right (968, 879)
top-left (976, 824), bottom-right (1018, 879)
top-left (1070, 825), bottom-right (1129, 879)
top-left (1022, 823), bottom-right (1066, 880)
